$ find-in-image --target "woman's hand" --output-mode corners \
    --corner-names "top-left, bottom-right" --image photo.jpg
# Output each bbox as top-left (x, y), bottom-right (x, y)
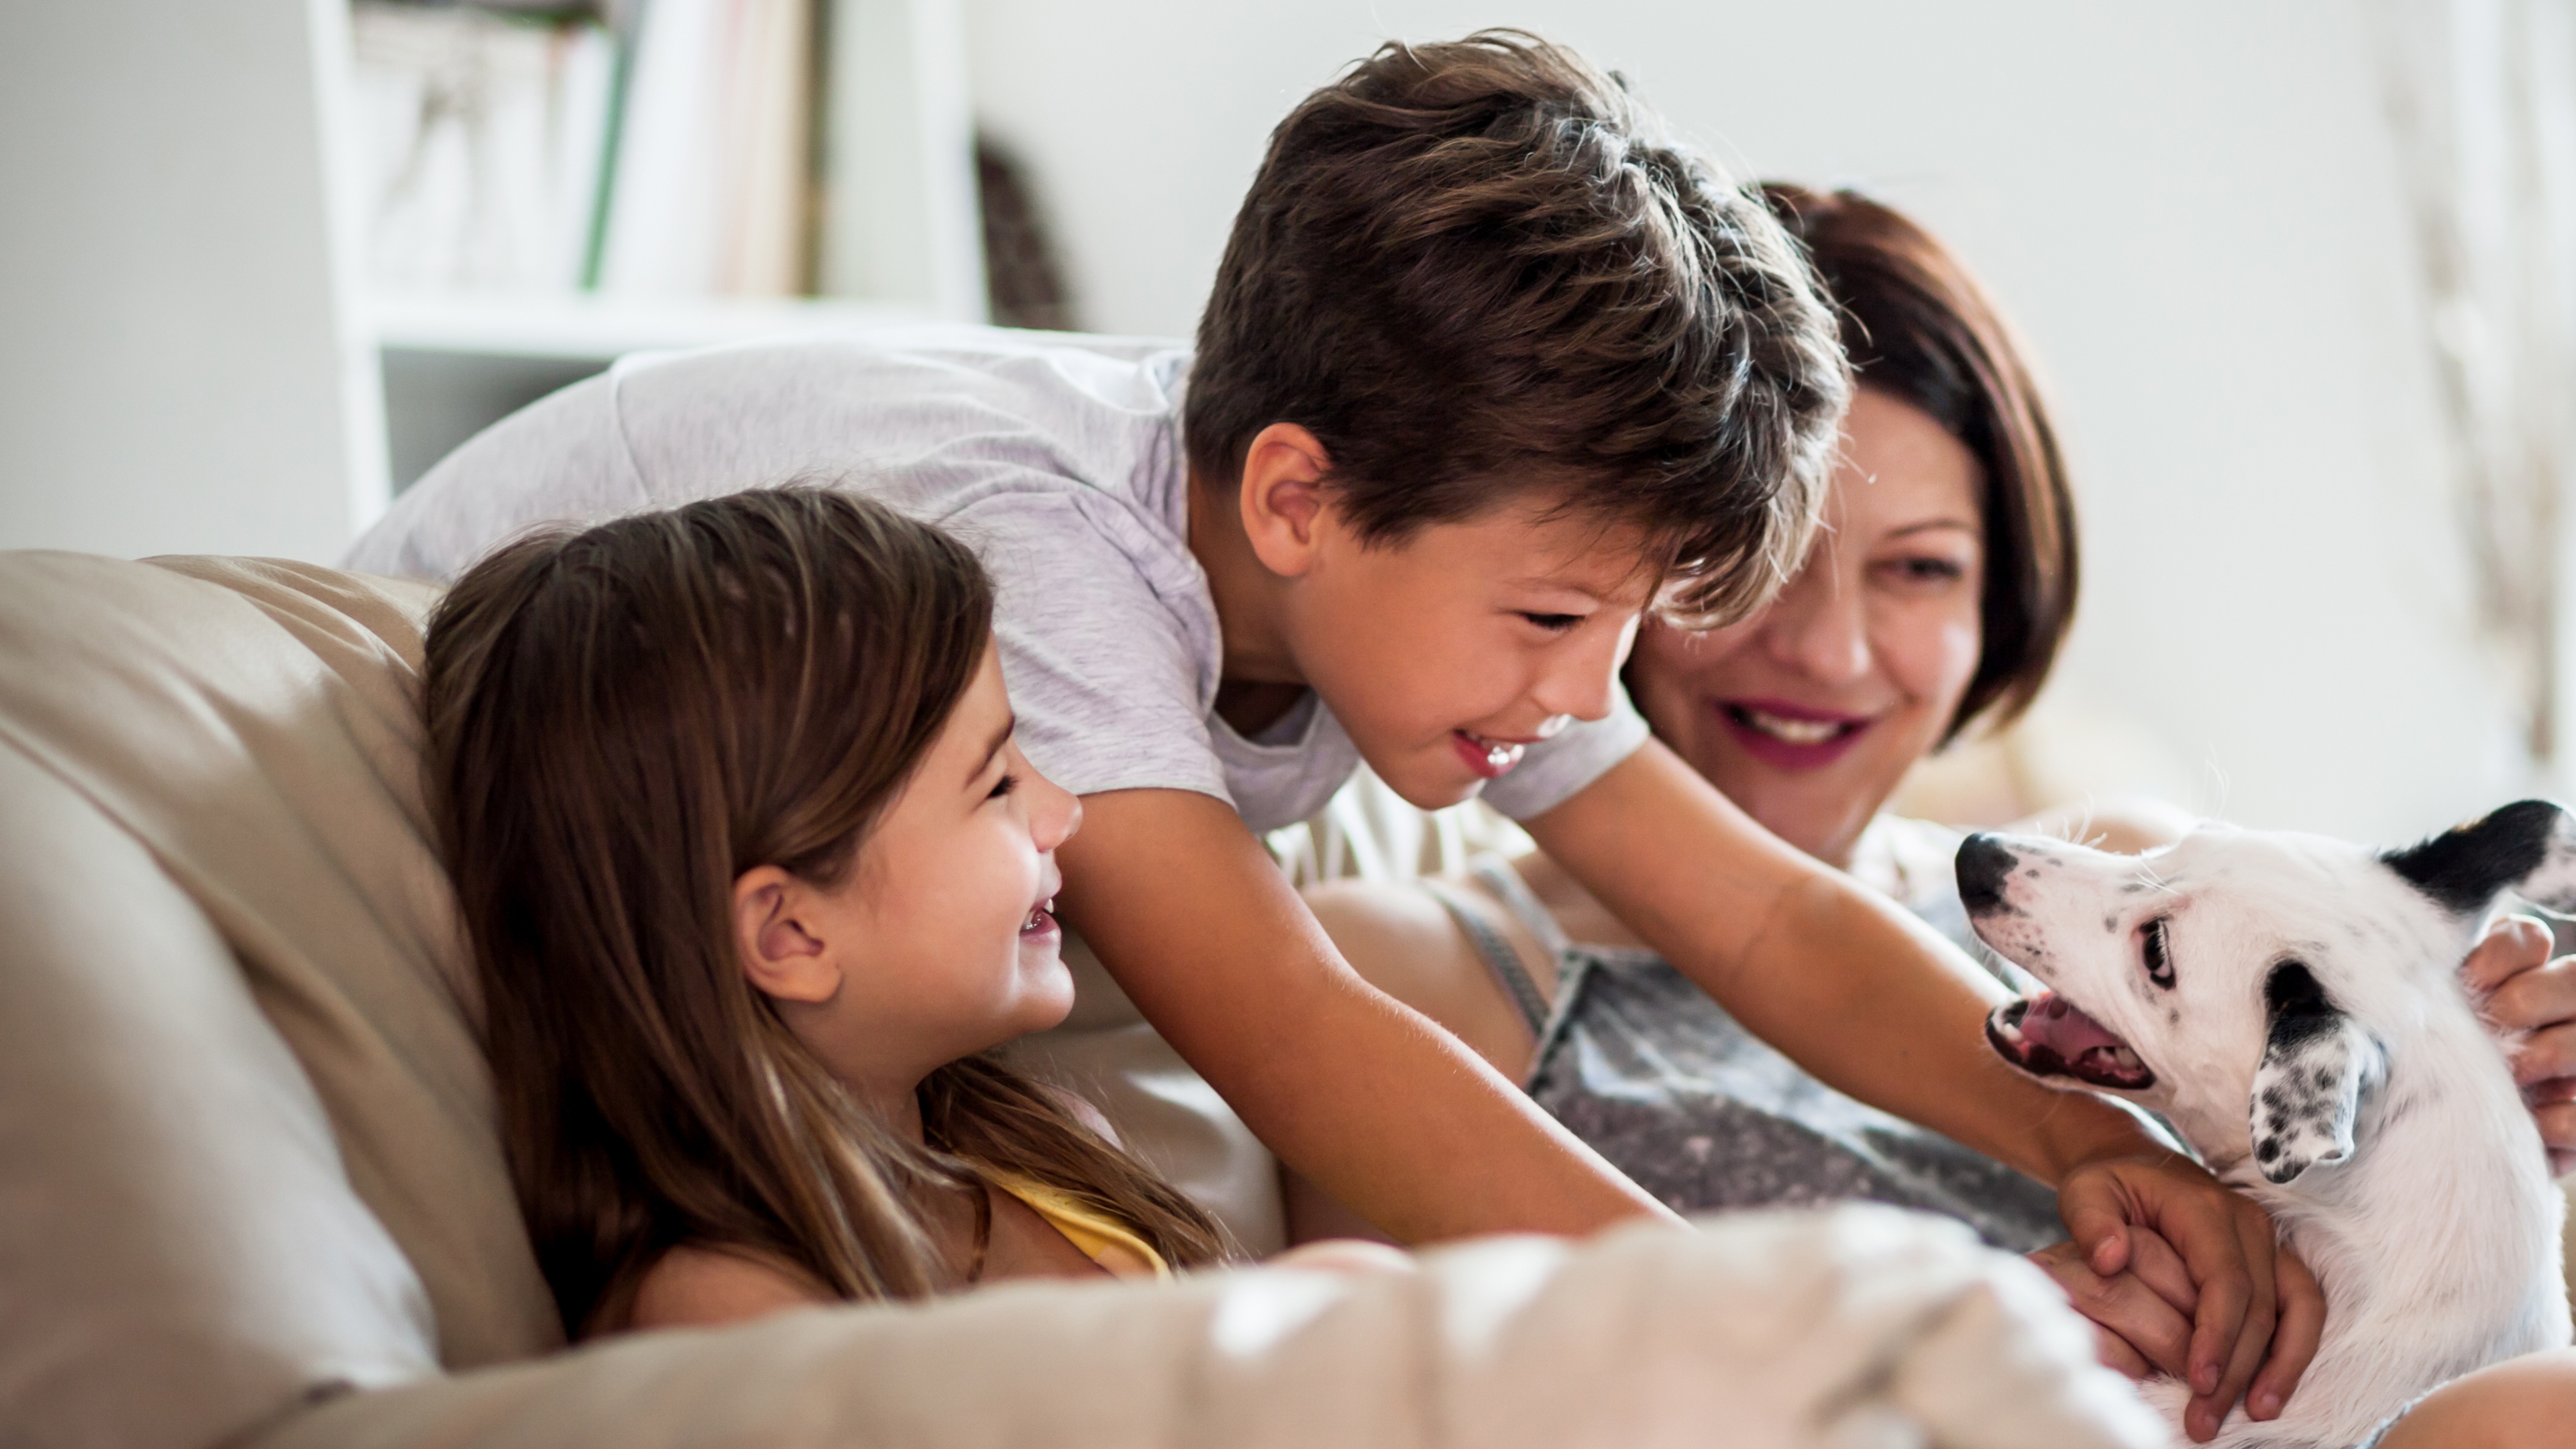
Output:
top-left (2463, 914), bottom-right (2576, 1175)
top-left (2059, 1156), bottom-right (2323, 1441)
top-left (2029, 1227), bottom-right (2194, 1379)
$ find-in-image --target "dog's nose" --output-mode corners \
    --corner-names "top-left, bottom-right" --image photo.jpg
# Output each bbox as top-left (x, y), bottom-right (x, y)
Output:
top-left (1956, 834), bottom-right (2017, 916)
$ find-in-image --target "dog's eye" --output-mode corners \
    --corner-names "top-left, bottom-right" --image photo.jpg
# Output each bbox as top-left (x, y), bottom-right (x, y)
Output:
top-left (2141, 916), bottom-right (2176, 988)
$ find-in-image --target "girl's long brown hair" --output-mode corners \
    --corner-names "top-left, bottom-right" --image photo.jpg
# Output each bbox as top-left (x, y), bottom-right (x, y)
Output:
top-left (424, 488), bottom-right (1228, 1334)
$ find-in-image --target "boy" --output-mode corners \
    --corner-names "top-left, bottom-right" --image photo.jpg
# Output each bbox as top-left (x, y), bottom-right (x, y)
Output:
top-left (357, 32), bottom-right (2306, 1438)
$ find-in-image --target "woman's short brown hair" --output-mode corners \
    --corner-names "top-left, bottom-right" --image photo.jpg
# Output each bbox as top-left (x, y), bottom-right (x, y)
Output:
top-left (1762, 184), bottom-right (2080, 739)
top-left (1187, 31), bottom-right (1849, 626)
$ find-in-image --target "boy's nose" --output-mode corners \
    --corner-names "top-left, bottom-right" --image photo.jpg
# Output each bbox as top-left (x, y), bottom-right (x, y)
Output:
top-left (1531, 621), bottom-right (1633, 724)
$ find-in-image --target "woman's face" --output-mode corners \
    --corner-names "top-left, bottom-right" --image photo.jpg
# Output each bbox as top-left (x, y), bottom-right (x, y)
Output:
top-left (1628, 387), bottom-right (1986, 867)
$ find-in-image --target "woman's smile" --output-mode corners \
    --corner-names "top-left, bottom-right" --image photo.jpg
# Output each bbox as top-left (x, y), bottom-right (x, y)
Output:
top-left (1715, 697), bottom-right (1880, 770)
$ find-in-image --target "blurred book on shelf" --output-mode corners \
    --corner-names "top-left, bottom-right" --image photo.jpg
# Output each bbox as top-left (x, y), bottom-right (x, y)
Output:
top-left (350, 0), bottom-right (818, 301)
top-left (350, 3), bottom-right (615, 294)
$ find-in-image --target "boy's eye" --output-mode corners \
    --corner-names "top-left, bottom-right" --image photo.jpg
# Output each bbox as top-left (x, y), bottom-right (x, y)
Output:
top-left (1517, 611), bottom-right (1582, 633)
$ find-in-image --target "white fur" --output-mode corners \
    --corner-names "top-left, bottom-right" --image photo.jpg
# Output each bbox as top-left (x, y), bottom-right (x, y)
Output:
top-left (1966, 819), bottom-right (2571, 1448)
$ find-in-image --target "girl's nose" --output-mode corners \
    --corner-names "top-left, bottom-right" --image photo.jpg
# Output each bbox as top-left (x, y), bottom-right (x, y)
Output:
top-left (1762, 564), bottom-right (1871, 685)
top-left (1030, 769), bottom-right (1082, 852)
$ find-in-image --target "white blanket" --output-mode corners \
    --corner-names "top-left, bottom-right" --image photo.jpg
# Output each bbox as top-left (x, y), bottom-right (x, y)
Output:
top-left (258, 1209), bottom-right (2166, 1449)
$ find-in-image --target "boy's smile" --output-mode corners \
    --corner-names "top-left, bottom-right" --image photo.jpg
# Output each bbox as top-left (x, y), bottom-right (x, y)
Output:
top-left (1197, 433), bottom-right (1662, 812)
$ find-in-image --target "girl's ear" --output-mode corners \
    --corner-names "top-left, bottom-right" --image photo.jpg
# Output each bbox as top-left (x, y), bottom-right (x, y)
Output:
top-left (1237, 422), bottom-right (1334, 578)
top-left (731, 865), bottom-right (841, 1004)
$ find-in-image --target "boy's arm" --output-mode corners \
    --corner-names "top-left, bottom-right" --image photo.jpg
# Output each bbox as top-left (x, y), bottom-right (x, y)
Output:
top-left (1054, 788), bottom-right (1672, 1245)
top-left (1520, 739), bottom-right (2315, 1442)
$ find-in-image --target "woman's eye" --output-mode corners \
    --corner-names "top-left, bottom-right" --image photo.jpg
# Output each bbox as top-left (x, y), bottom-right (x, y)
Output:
top-left (2141, 916), bottom-right (2175, 988)
top-left (1518, 612), bottom-right (1582, 633)
top-left (1878, 556), bottom-right (1967, 586)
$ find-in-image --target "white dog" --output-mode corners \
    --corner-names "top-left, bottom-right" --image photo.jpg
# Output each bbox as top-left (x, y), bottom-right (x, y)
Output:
top-left (1959, 800), bottom-right (2575, 1448)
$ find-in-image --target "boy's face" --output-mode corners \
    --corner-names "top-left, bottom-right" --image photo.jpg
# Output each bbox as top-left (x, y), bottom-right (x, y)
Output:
top-left (1285, 496), bottom-right (1657, 810)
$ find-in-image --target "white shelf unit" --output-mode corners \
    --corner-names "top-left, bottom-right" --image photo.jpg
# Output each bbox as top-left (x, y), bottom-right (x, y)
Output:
top-left (372, 290), bottom-right (943, 492)
top-left (0, 0), bottom-right (985, 561)
top-left (360, 0), bottom-right (986, 497)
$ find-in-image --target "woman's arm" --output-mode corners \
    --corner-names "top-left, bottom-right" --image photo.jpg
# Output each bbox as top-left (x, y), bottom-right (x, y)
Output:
top-left (1301, 878), bottom-right (1547, 1082)
top-left (2375, 1348), bottom-right (2576, 1449)
top-left (1056, 788), bottom-right (1672, 1246)
top-left (1520, 739), bottom-right (2316, 1442)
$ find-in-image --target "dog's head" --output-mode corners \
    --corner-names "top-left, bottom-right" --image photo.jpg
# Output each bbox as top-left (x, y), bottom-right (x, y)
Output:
top-left (1961, 800), bottom-right (2576, 1186)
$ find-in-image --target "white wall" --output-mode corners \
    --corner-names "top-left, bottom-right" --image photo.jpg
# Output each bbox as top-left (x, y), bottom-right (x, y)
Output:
top-left (965, 0), bottom-right (2530, 843)
top-left (0, 0), bottom-right (382, 564)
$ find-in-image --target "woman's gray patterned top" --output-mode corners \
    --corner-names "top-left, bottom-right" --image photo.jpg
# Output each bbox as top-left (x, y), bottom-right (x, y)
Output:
top-left (1426, 853), bottom-right (2066, 1254)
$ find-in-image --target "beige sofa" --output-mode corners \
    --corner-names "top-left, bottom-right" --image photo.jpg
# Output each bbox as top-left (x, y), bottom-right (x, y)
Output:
top-left (0, 550), bottom-right (2164, 1449)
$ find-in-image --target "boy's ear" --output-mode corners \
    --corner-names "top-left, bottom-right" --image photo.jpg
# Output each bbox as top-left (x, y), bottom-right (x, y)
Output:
top-left (731, 865), bottom-right (841, 1004)
top-left (1237, 422), bottom-right (1335, 577)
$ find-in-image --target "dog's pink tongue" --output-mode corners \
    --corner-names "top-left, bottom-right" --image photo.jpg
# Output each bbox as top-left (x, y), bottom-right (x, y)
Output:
top-left (2018, 994), bottom-right (2129, 1059)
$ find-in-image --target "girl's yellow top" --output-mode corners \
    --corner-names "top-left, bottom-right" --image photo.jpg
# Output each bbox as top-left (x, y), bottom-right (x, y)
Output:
top-left (989, 1174), bottom-right (1171, 1281)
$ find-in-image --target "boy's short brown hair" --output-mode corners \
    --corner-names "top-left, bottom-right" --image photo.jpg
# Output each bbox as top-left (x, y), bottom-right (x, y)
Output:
top-left (1185, 30), bottom-right (1849, 625)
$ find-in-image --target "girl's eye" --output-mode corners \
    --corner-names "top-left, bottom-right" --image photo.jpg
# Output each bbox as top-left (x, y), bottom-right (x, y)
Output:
top-left (2141, 916), bottom-right (2175, 988)
top-left (987, 771), bottom-right (1020, 802)
top-left (1518, 612), bottom-right (1582, 633)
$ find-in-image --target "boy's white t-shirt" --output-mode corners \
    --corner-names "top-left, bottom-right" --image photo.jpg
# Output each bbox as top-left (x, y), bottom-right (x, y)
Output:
top-left (352, 326), bottom-right (1649, 833)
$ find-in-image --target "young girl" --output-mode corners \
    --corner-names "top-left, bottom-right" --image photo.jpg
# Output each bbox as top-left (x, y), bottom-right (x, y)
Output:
top-left (423, 487), bottom-right (1231, 1335)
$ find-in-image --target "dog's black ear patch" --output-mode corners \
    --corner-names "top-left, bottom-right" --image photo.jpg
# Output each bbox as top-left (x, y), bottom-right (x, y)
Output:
top-left (2379, 800), bottom-right (2567, 915)
top-left (2247, 960), bottom-right (2380, 1185)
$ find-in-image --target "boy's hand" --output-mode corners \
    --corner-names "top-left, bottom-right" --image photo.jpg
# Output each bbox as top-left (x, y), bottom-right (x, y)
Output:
top-left (2059, 1156), bottom-right (2322, 1441)
top-left (2462, 914), bottom-right (2576, 1175)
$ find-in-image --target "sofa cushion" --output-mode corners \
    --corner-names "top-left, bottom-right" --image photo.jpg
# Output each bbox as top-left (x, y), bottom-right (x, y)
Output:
top-left (0, 552), bottom-right (559, 1383)
top-left (0, 739), bottom-right (433, 1447)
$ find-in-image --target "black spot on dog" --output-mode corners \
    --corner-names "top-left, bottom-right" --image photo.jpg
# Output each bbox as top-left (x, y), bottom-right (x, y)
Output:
top-left (2256, 1138), bottom-right (2281, 1163)
top-left (2263, 961), bottom-right (2341, 1051)
top-left (2167, 1008), bottom-right (2180, 1026)
top-left (2381, 800), bottom-right (2565, 915)
top-left (2103, 914), bottom-right (2119, 933)
top-left (2121, 882), bottom-right (2146, 894)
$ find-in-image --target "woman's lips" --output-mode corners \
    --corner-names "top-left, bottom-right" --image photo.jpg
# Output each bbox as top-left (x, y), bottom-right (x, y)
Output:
top-left (1451, 729), bottom-right (1527, 780)
top-left (1715, 698), bottom-right (1875, 771)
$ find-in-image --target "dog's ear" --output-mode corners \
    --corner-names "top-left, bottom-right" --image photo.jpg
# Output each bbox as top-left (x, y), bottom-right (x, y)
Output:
top-left (2248, 960), bottom-right (2383, 1185)
top-left (2381, 799), bottom-right (2576, 915)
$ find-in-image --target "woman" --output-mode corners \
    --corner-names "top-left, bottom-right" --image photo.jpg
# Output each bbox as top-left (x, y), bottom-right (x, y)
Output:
top-left (1301, 184), bottom-right (2576, 1402)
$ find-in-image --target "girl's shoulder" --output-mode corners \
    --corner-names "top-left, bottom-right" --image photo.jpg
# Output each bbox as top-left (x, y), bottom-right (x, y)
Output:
top-left (613, 1241), bottom-right (835, 1336)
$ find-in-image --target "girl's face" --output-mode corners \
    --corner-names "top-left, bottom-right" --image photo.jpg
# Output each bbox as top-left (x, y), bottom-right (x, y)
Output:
top-left (1627, 388), bottom-right (1986, 867)
top-left (740, 641), bottom-right (1083, 1102)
